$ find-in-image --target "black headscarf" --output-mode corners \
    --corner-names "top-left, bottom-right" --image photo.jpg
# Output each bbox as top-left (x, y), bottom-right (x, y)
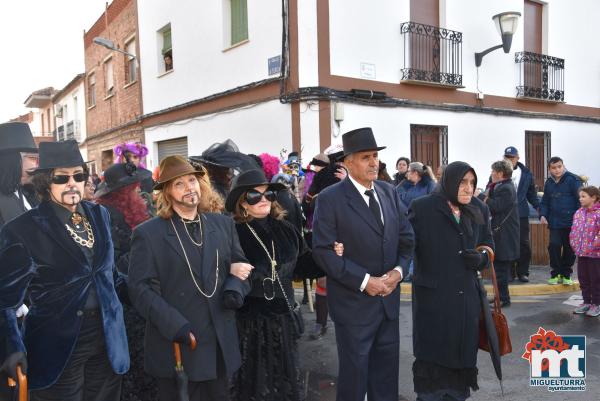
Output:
top-left (435, 161), bottom-right (484, 231)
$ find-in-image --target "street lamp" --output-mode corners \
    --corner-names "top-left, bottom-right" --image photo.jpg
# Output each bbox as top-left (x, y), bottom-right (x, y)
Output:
top-left (474, 11), bottom-right (521, 67)
top-left (93, 37), bottom-right (136, 59)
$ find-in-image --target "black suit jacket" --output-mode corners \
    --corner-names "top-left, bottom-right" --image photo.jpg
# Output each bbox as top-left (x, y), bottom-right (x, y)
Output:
top-left (312, 178), bottom-right (414, 324)
top-left (0, 192), bottom-right (26, 229)
top-left (128, 213), bottom-right (248, 381)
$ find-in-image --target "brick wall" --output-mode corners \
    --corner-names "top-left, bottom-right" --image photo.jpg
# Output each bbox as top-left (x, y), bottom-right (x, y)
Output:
top-left (84, 0), bottom-right (143, 172)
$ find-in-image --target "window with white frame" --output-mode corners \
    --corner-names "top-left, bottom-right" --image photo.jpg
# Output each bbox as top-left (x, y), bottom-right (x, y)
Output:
top-left (88, 73), bottom-right (96, 107)
top-left (104, 58), bottom-right (114, 97)
top-left (158, 24), bottom-right (173, 73)
top-left (125, 39), bottom-right (137, 84)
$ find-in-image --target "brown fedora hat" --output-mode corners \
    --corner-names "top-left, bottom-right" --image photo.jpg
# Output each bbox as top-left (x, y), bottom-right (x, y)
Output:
top-left (153, 155), bottom-right (205, 190)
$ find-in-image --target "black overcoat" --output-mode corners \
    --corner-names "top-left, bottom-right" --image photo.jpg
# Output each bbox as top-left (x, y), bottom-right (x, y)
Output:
top-left (409, 194), bottom-right (493, 369)
top-left (485, 179), bottom-right (519, 261)
top-left (128, 213), bottom-right (248, 381)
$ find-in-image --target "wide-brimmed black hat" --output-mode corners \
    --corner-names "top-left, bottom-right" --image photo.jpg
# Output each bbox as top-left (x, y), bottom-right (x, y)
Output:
top-left (341, 127), bottom-right (386, 159)
top-left (189, 139), bottom-right (259, 172)
top-left (225, 169), bottom-right (286, 212)
top-left (0, 122), bottom-right (38, 153)
top-left (36, 139), bottom-right (84, 170)
top-left (95, 162), bottom-right (142, 198)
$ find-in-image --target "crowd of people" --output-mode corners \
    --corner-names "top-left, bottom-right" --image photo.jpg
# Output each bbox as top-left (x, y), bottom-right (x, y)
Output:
top-left (0, 120), bottom-right (598, 401)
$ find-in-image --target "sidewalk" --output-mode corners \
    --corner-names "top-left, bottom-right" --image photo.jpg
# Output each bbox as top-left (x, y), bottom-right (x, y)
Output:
top-left (400, 264), bottom-right (580, 296)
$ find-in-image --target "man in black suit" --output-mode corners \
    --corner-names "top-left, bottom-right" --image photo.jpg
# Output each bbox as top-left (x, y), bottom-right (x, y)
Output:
top-left (0, 122), bottom-right (39, 229)
top-left (128, 156), bottom-right (252, 401)
top-left (312, 128), bottom-right (414, 401)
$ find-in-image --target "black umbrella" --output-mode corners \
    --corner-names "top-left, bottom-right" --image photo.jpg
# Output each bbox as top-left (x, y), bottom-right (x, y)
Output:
top-left (476, 246), bottom-right (504, 395)
top-left (173, 334), bottom-right (197, 401)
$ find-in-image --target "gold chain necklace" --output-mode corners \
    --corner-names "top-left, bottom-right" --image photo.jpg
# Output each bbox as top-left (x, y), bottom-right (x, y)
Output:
top-left (65, 218), bottom-right (95, 249)
top-left (245, 223), bottom-right (277, 300)
top-left (170, 218), bottom-right (219, 298)
top-left (180, 217), bottom-right (203, 247)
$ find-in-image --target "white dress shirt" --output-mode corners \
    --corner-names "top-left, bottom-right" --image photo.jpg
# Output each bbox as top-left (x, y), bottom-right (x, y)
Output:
top-left (347, 175), bottom-right (403, 292)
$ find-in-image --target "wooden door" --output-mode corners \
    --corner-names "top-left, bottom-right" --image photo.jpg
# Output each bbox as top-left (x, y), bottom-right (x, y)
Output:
top-left (409, 0), bottom-right (440, 75)
top-left (524, 1), bottom-right (543, 89)
top-left (525, 131), bottom-right (550, 191)
top-left (410, 125), bottom-right (447, 173)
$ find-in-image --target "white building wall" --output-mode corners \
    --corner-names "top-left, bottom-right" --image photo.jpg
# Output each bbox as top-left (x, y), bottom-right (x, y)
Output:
top-left (329, 103), bottom-right (600, 187)
top-left (298, 101), bottom-right (321, 161)
top-left (144, 100), bottom-right (292, 169)
top-left (327, 0), bottom-right (600, 107)
top-left (138, 0), bottom-right (284, 114)
top-left (54, 82), bottom-right (87, 144)
top-left (297, 0), bottom-right (319, 87)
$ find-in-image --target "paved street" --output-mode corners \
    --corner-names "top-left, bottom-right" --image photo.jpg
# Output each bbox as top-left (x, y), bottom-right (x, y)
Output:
top-left (298, 271), bottom-right (600, 401)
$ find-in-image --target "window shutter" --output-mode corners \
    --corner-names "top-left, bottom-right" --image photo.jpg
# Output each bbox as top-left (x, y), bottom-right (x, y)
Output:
top-left (231, 0), bottom-right (248, 45)
top-left (162, 29), bottom-right (172, 54)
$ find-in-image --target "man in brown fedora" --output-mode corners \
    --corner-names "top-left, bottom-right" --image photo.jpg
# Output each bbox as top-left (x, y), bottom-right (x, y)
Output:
top-left (312, 127), bottom-right (414, 401)
top-left (128, 155), bottom-right (252, 401)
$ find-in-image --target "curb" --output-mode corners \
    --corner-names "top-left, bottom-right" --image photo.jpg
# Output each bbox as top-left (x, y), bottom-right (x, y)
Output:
top-left (400, 281), bottom-right (580, 296)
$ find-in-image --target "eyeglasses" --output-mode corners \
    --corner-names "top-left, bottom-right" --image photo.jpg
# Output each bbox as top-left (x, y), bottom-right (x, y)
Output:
top-left (245, 189), bottom-right (277, 205)
top-left (51, 173), bottom-right (87, 185)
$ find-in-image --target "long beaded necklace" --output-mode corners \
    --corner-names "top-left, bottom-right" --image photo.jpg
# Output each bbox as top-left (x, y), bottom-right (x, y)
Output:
top-left (245, 223), bottom-right (277, 300)
top-left (170, 217), bottom-right (218, 298)
top-left (65, 218), bottom-right (95, 249)
top-left (181, 216), bottom-right (203, 247)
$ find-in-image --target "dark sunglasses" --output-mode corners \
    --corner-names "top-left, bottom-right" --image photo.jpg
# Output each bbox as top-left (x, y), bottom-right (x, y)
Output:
top-left (51, 173), bottom-right (88, 185)
top-left (245, 189), bottom-right (277, 205)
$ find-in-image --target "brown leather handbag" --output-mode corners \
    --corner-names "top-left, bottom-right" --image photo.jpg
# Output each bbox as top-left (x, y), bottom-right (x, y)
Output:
top-left (477, 245), bottom-right (512, 356)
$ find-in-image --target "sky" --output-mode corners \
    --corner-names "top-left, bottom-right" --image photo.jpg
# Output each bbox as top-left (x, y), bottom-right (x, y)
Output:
top-left (0, 0), bottom-right (109, 123)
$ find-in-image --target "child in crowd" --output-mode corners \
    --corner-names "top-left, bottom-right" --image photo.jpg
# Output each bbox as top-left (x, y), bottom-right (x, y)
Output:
top-left (570, 186), bottom-right (600, 316)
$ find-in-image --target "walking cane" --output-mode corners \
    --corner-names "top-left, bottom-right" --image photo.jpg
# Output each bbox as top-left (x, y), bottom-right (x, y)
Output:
top-left (173, 333), bottom-right (197, 401)
top-left (7, 365), bottom-right (27, 401)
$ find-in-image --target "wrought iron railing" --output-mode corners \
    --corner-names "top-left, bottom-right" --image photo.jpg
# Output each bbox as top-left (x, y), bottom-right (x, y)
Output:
top-left (66, 121), bottom-right (74, 139)
top-left (65, 120), bottom-right (82, 142)
top-left (515, 52), bottom-right (564, 102)
top-left (400, 22), bottom-right (463, 87)
top-left (57, 125), bottom-right (65, 141)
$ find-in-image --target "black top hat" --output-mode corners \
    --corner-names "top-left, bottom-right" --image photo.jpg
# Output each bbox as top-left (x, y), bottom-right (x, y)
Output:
top-left (225, 169), bottom-right (286, 212)
top-left (36, 139), bottom-right (84, 170)
top-left (341, 127), bottom-right (386, 159)
top-left (0, 122), bottom-right (38, 153)
top-left (95, 162), bottom-right (142, 198)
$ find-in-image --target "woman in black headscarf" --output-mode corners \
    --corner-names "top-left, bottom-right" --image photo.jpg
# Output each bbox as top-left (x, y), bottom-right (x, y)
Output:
top-left (409, 161), bottom-right (494, 401)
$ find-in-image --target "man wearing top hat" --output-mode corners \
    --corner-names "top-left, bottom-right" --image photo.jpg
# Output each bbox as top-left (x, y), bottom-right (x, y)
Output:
top-left (0, 140), bottom-right (129, 400)
top-left (128, 155), bottom-right (252, 401)
top-left (0, 122), bottom-right (40, 228)
top-left (312, 128), bottom-right (414, 401)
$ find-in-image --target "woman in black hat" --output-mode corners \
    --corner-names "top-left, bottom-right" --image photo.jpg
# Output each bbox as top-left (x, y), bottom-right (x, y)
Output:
top-left (226, 169), bottom-right (305, 401)
top-left (95, 163), bottom-right (155, 401)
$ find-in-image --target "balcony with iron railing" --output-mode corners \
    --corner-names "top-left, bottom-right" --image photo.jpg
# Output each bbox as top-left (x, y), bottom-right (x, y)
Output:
top-left (400, 22), bottom-right (463, 88)
top-left (515, 52), bottom-right (564, 102)
top-left (58, 120), bottom-right (82, 142)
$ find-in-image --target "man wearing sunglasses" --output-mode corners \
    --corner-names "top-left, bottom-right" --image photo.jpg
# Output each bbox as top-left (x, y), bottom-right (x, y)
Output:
top-left (312, 128), bottom-right (414, 401)
top-left (0, 140), bottom-right (129, 401)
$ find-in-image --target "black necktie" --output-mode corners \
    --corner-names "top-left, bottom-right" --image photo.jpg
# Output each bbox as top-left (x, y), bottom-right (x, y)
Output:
top-left (364, 189), bottom-right (383, 228)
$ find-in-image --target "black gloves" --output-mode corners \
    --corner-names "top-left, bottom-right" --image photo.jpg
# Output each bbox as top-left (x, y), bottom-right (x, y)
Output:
top-left (460, 249), bottom-right (489, 271)
top-left (0, 351), bottom-right (27, 380)
top-left (222, 290), bottom-right (244, 310)
top-left (173, 323), bottom-right (193, 345)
